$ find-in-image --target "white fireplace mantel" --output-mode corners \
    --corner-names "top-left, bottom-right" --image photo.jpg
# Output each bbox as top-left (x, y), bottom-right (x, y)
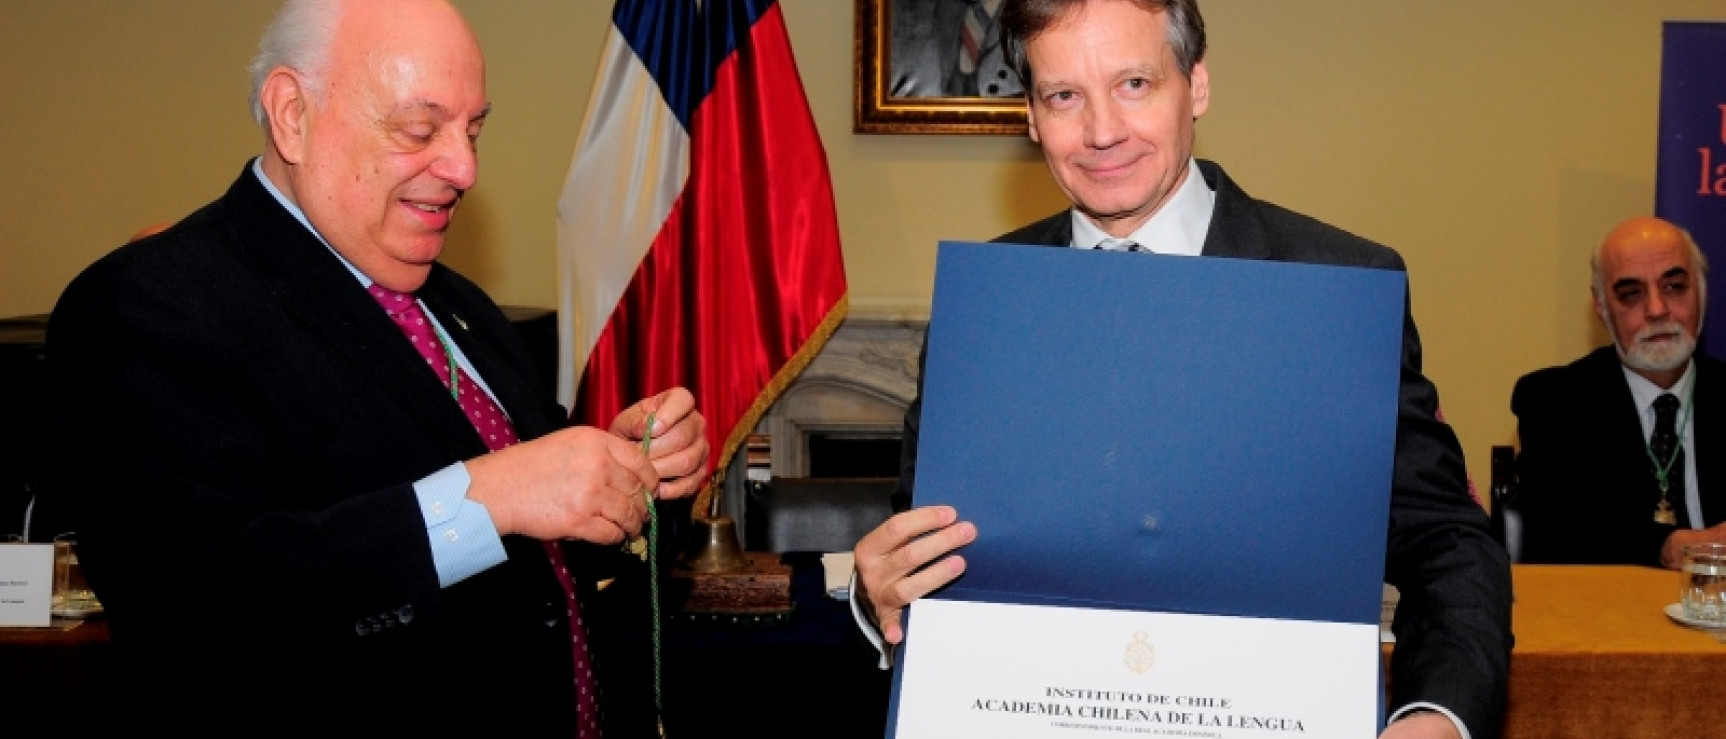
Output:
top-left (763, 304), bottom-right (926, 478)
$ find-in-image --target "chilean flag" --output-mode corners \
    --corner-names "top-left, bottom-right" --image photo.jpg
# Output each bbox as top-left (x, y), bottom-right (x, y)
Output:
top-left (556, 0), bottom-right (847, 512)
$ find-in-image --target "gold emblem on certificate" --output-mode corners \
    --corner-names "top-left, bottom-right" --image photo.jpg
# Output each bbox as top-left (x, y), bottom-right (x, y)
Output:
top-left (1124, 631), bottom-right (1156, 675)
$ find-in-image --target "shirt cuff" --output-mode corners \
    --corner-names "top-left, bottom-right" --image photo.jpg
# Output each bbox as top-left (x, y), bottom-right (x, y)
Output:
top-left (847, 568), bottom-right (895, 669)
top-left (414, 462), bottom-right (508, 587)
top-left (1388, 702), bottom-right (1469, 739)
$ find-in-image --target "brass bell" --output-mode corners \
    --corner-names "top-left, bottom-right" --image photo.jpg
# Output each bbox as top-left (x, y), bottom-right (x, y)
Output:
top-left (682, 515), bottom-right (748, 573)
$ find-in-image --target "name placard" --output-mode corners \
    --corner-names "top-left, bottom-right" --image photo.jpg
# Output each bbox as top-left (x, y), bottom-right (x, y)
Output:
top-left (0, 543), bottom-right (54, 626)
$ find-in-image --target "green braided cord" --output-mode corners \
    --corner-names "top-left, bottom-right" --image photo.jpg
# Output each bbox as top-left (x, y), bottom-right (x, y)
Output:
top-left (641, 416), bottom-right (665, 733)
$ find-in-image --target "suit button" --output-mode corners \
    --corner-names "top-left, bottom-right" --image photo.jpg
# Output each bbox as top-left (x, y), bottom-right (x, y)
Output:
top-left (396, 604), bottom-right (415, 624)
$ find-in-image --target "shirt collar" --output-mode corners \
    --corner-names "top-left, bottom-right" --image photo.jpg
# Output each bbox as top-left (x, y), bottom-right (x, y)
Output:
top-left (1069, 158), bottom-right (1215, 256)
top-left (250, 158), bottom-right (372, 287)
top-left (1622, 358), bottom-right (1696, 417)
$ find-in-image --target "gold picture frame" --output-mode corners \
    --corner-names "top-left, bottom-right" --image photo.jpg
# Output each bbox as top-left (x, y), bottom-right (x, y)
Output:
top-left (854, 0), bottom-right (1028, 135)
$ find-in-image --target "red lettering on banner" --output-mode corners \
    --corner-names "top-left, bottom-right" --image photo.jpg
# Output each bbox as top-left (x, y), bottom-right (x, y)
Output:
top-left (1702, 147), bottom-right (1726, 196)
top-left (1696, 105), bottom-right (1726, 196)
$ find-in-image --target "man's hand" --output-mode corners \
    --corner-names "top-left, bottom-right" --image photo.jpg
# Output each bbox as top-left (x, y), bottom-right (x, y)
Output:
top-left (1661, 522), bottom-right (1726, 569)
top-left (854, 505), bottom-right (976, 645)
top-left (1380, 711), bottom-right (1461, 739)
top-left (611, 387), bottom-right (709, 501)
top-left (466, 425), bottom-right (657, 544)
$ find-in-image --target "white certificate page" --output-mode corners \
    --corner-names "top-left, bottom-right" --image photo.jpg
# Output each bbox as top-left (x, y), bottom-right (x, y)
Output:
top-left (892, 598), bottom-right (1380, 738)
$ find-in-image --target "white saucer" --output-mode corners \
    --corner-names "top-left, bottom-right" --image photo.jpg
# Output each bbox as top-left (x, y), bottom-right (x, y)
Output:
top-left (1664, 603), bottom-right (1726, 630)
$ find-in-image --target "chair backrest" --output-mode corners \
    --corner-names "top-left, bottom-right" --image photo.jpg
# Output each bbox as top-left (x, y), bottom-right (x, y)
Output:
top-left (1489, 445), bottom-right (1522, 562)
top-left (745, 476), bottom-right (897, 553)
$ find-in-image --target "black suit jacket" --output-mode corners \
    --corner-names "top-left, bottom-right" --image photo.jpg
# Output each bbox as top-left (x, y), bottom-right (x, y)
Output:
top-left (46, 166), bottom-right (655, 735)
top-left (895, 160), bottom-right (1511, 737)
top-left (1512, 345), bottom-right (1725, 566)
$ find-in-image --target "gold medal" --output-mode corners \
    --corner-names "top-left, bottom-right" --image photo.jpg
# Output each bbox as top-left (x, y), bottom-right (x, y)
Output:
top-left (1654, 498), bottom-right (1678, 525)
top-left (1643, 387), bottom-right (1694, 527)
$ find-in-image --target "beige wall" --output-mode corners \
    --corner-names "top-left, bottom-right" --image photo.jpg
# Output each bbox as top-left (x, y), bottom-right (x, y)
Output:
top-left (3, 1), bottom-right (1722, 492)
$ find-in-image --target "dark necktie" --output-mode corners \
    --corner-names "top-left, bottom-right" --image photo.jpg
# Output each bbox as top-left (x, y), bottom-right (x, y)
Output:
top-left (369, 285), bottom-right (602, 737)
top-left (1092, 238), bottom-right (1144, 252)
top-left (1652, 392), bottom-right (1689, 529)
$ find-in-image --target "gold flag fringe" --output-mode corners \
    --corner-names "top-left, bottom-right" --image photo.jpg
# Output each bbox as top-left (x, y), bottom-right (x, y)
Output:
top-left (692, 291), bottom-right (850, 520)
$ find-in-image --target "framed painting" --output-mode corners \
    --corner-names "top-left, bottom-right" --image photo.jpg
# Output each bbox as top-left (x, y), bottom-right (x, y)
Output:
top-left (854, 0), bottom-right (1028, 135)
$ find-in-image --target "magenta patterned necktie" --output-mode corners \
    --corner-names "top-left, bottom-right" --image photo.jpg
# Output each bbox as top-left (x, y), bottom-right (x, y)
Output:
top-left (368, 285), bottom-right (602, 737)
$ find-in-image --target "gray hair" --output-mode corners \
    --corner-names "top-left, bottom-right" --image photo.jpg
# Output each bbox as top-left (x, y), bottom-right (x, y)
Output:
top-left (247, 0), bottom-right (342, 128)
top-left (1591, 224), bottom-right (1710, 315)
top-left (1002, 0), bottom-right (1207, 90)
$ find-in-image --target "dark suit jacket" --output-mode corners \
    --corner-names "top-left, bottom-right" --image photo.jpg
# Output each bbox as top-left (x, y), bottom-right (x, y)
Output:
top-left (1512, 345), bottom-right (1725, 566)
top-left (45, 165), bottom-right (656, 735)
top-left (894, 160), bottom-right (1511, 738)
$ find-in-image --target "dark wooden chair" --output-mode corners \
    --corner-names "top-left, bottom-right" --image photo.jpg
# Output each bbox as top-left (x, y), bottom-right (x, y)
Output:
top-left (1489, 444), bottom-right (1522, 562)
top-left (744, 476), bottom-right (897, 553)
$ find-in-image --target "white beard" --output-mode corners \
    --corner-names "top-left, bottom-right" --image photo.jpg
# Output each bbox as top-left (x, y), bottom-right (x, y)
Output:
top-left (1616, 320), bottom-right (1697, 374)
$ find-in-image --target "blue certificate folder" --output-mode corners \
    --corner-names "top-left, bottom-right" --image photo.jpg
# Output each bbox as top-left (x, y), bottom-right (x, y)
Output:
top-left (884, 242), bottom-right (1405, 736)
top-left (910, 241), bottom-right (1404, 623)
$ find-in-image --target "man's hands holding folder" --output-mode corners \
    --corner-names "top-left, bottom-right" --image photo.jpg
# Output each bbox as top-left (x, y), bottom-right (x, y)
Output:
top-left (853, 505), bottom-right (977, 645)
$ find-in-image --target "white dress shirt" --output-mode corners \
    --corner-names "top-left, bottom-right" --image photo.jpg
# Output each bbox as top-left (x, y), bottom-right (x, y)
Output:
top-left (1622, 361), bottom-right (1701, 527)
top-left (1068, 158), bottom-right (1215, 254)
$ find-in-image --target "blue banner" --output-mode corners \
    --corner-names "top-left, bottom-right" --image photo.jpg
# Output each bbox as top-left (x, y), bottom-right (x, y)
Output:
top-left (1655, 21), bottom-right (1726, 356)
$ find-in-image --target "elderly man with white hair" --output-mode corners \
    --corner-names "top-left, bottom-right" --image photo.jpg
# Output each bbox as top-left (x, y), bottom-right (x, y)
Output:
top-left (47, 0), bottom-right (707, 733)
top-left (1514, 215), bottom-right (1725, 569)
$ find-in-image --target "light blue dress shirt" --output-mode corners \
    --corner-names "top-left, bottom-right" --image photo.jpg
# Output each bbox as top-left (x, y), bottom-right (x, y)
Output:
top-left (251, 159), bottom-right (508, 587)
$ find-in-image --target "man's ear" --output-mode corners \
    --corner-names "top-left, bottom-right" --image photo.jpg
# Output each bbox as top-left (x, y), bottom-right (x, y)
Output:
top-left (1025, 99), bottom-right (1041, 144)
top-left (259, 67), bottom-right (311, 165)
top-left (1592, 287), bottom-right (1609, 326)
top-left (1189, 59), bottom-right (1210, 119)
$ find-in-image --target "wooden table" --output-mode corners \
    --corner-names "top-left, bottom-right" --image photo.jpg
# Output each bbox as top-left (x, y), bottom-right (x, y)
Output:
top-left (1503, 564), bottom-right (1726, 738)
top-left (0, 615), bottom-right (116, 732)
top-left (0, 559), bottom-right (888, 737)
top-left (8, 565), bottom-right (1724, 736)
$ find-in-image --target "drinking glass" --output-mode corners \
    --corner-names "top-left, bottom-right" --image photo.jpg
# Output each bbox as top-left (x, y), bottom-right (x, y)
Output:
top-left (1680, 543), bottom-right (1726, 626)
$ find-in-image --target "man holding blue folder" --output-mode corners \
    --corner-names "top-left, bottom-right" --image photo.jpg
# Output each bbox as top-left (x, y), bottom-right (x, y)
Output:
top-left (852, 2), bottom-right (1512, 738)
